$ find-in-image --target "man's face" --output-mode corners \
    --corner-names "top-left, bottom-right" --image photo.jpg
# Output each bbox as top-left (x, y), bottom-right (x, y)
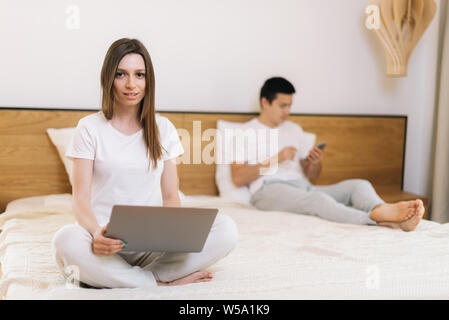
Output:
top-left (261, 93), bottom-right (293, 126)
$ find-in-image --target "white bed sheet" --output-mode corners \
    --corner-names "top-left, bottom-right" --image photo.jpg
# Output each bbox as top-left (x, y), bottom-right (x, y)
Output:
top-left (1, 194), bottom-right (449, 300)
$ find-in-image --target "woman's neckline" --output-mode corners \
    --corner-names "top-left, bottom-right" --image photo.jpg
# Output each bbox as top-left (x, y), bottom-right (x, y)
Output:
top-left (106, 121), bottom-right (142, 138)
top-left (98, 111), bottom-right (143, 137)
top-left (108, 122), bottom-right (143, 137)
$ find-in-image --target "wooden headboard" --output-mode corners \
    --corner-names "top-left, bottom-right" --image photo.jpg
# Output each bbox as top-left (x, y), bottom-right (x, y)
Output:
top-left (0, 108), bottom-right (410, 213)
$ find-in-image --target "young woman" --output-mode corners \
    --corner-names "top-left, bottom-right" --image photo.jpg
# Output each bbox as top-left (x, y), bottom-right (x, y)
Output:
top-left (52, 38), bottom-right (238, 288)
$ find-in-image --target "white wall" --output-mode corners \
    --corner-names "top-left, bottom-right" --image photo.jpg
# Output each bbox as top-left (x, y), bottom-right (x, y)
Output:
top-left (0, 0), bottom-right (442, 197)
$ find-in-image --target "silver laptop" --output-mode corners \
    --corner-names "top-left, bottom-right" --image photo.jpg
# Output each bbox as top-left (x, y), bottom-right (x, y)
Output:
top-left (105, 205), bottom-right (218, 253)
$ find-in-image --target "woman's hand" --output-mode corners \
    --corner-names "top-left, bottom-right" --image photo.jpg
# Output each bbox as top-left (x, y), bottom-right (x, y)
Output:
top-left (92, 224), bottom-right (125, 256)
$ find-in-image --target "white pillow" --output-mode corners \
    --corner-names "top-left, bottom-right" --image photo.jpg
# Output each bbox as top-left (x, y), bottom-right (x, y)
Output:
top-left (215, 120), bottom-right (252, 204)
top-left (47, 127), bottom-right (76, 185)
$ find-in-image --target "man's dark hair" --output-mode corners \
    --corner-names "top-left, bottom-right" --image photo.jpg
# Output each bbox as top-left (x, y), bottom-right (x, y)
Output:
top-left (260, 77), bottom-right (296, 105)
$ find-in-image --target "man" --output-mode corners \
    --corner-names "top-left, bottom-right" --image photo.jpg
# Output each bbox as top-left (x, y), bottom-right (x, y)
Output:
top-left (231, 77), bottom-right (424, 231)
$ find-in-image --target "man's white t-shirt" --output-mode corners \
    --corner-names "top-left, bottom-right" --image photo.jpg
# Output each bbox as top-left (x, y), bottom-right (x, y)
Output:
top-left (66, 111), bottom-right (184, 227)
top-left (242, 118), bottom-right (314, 195)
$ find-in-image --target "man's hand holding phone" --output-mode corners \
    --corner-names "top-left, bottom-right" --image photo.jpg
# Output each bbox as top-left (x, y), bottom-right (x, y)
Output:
top-left (304, 142), bottom-right (326, 164)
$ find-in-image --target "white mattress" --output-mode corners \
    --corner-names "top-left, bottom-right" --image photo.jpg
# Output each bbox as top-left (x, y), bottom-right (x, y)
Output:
top-left (1, 194), bottom-right (449, 300)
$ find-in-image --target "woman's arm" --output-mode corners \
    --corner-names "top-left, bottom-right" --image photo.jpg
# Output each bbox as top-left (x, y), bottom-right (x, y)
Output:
top-left (72, 158), bottom-right (100, 235)
top-left (161, 158), bottom-right (181, 207)
top-left (72, 158), bottom-right (123, 255)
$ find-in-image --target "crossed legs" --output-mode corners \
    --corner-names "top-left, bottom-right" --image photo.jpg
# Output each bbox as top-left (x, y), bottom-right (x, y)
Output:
top-left (52, 213), bottom-right (238, 288)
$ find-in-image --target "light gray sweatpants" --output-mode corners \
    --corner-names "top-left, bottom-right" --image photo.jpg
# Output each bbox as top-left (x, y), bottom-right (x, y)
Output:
top-left (250, 179), bottom-right (384, 225)
top-left (52, 213), bottom-right (238, 289)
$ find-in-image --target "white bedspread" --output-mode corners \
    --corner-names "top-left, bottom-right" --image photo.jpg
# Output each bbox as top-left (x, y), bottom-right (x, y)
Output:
top-left (1, 194), bottom-right (449, 300)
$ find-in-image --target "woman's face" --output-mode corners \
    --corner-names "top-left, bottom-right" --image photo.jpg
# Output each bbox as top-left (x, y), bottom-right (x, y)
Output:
top-left (113, 53), bottom-right (146, 108)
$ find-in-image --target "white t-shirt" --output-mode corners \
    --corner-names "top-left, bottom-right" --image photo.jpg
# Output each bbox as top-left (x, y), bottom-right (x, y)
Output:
top-left (66, 111), bottom-right (184, 227)
top-left (241, 118), bottom-right (313, 195)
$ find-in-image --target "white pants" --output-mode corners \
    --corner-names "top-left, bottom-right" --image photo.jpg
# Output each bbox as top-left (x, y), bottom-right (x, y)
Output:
top-left (52, 213), bottom-right (238, 288)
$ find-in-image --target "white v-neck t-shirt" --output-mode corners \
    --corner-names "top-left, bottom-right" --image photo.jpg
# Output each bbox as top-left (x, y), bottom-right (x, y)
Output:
top-left (66, 111), bottom-right (184, 227)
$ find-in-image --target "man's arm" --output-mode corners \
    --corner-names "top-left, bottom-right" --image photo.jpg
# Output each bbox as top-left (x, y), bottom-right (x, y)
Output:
top-left (300, 159), bottom-right (322, 182)
top-left (230, 146), bottom-right (297, 188)
top-left (231, 162), bottom-right (269, 188)
top-left (300, 146), bottom-right (324, 183)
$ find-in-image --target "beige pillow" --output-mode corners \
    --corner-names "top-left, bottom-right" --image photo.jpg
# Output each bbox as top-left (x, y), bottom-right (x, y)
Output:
top-left (47, 127), bottom-right (75, 185)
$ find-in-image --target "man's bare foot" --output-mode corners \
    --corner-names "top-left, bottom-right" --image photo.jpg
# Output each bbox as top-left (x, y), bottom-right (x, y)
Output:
top-left (157, 271), bottom-right (214, 286)
top-left (378, 200), bottom-right (425, 232)
top-left (370, 200), bottom-right (420, 223)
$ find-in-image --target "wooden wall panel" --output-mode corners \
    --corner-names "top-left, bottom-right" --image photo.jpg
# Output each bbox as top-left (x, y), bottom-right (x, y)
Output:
top-left (174, 113), bottom-right (405, 196)
top-left (0, 110), bottom-right (94, 212)
top-left (292, 116), bottom-right (405, 187)
top-left (0, 109), bottom-right (408, 212)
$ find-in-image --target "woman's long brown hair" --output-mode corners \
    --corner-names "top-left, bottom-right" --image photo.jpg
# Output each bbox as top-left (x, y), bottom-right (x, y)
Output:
top-left (100, 38), bottom-right (162, 168)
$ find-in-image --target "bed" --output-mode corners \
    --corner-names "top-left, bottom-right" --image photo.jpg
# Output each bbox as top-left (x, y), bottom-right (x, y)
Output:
top-left (1, 108), bottom-right (446, 300)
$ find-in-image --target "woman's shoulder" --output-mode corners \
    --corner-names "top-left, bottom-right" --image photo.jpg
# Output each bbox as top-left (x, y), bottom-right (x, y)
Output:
top-left (155, 113), bottom-right (177, 132)
top-left (77, 111), bottom-right (107, 129)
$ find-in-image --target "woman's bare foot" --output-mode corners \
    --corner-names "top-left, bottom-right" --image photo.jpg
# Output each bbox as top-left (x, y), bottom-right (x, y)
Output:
top-left (369, 200), bottom-right (420, 223)
top-left (378, 200), bottom-right (425, 232)
top-left (157, 271), bottom-right (214, 286)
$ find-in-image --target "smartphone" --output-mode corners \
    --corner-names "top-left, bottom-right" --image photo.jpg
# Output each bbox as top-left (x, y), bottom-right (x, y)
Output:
top-left (304, 142), bottom-right (327, 162)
